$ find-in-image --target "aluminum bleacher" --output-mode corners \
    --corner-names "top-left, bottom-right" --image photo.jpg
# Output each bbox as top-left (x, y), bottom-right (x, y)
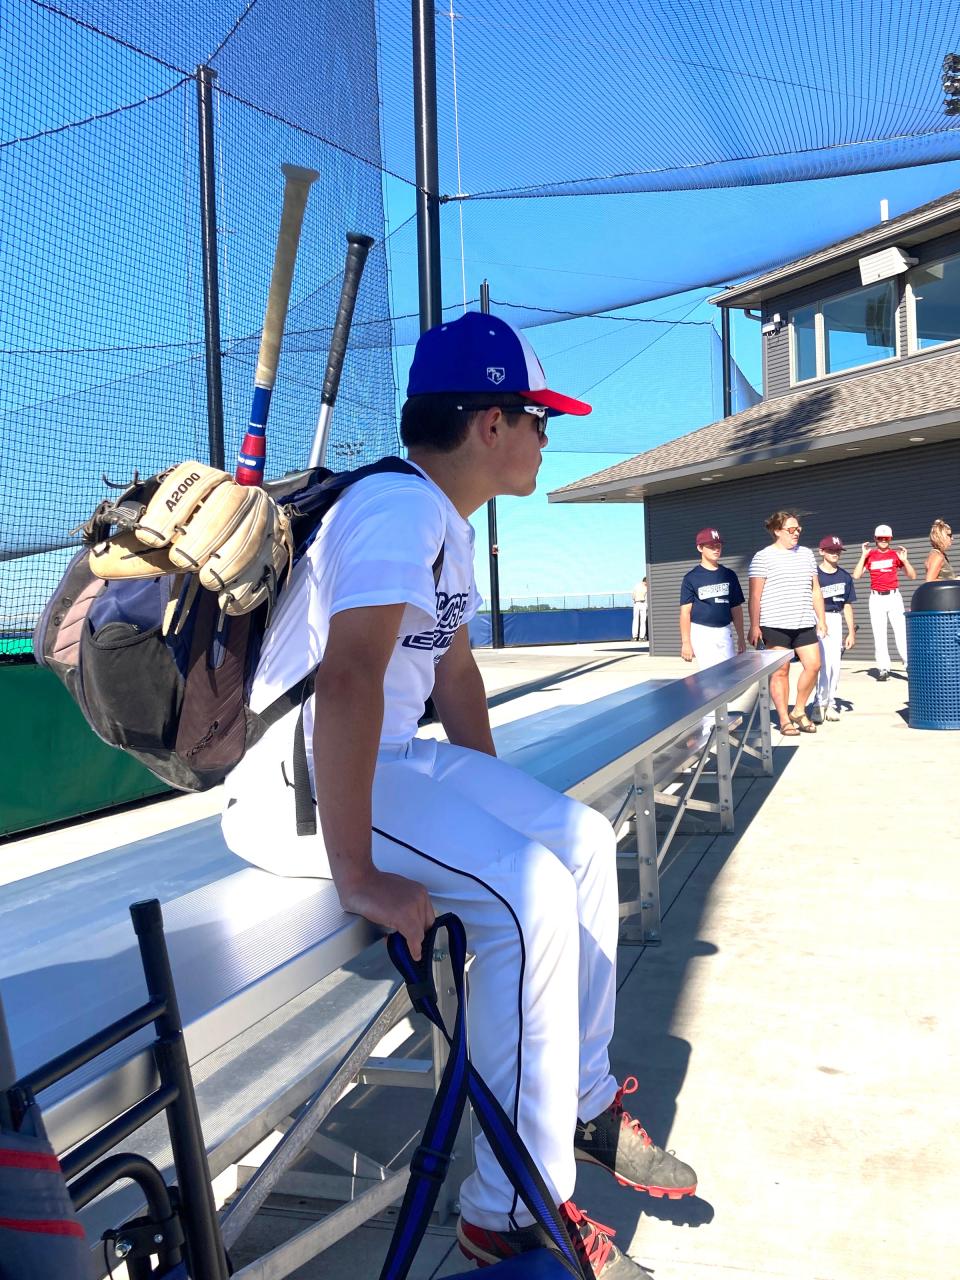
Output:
top-left (0, 648), bottom-right (787, 1278)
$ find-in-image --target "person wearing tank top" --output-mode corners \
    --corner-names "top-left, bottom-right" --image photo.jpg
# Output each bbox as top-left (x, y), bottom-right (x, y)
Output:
top-left (925, 518), bottom-right (954, 582)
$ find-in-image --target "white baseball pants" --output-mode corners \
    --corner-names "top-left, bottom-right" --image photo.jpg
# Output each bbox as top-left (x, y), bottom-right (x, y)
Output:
top-left (228, 736), bottom-right (620, 1231)
top-left (690, 623), bottom-right (736, 734)
top-left (868, 590), bottom-right (906, 670)
top-left (816, 613), bottom-right (843, 708)
top-left (690, 622), bottom-right (736, 670)
top-left (632, 601), bottom-right (647, 640)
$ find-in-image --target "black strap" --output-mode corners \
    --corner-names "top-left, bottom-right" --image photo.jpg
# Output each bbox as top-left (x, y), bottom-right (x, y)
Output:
top-left (379, 916), bottom-right (585, 1280)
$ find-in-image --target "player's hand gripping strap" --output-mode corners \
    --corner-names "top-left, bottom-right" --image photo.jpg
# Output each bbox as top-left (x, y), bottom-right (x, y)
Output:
top-left (381, 915), bottom-right (586, 1280)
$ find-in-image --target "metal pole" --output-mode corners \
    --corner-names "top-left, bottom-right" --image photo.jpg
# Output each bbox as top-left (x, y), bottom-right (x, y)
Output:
top-left (196, 65), bottom-right (226, 470)
top-left (0, 991), bottom-right (15, 1129)
top-left (411, 0), bottom-right (442, 331)
top-left (132, 900), bottom-right (229, 1280)
top-left (479, 281), bottom-right (504, 649)
top-left (721, 305), bottom-right (733, 419)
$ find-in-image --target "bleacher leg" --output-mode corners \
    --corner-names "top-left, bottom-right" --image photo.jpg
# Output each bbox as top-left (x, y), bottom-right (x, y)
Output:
top-left (132, 900), bottom-right (230, 1280)
top-left (714, 705), bottom-right (734, 833)
top-left (758, 677), bottom-right (774, 775)
top-left (625, 755), bottom-right (661, 946)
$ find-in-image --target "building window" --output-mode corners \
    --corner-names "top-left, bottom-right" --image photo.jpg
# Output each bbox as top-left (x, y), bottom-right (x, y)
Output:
top-left (910, 255), bottom-right (960, 350)
top-left (789, 280), bottom-right (898, 384)
top-left (793, 305), bottom-right (818, 382)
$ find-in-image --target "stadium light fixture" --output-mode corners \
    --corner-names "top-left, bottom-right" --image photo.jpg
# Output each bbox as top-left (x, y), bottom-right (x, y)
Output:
top-left (943, 53), bottom-right (960, 115)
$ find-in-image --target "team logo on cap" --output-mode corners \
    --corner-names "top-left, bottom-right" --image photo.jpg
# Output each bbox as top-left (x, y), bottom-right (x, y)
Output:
top-left (486, 366), bottom-right (505, 385)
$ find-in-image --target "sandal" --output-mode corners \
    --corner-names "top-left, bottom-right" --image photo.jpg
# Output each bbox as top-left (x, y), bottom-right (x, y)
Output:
top-left (778, 721), bottom-right (801, 736)
top-left (789, 710), bottom-right (817, 733)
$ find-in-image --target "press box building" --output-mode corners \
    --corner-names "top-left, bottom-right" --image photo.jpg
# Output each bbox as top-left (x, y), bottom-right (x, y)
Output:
top-left (550, 191), bottom-right (960, 656)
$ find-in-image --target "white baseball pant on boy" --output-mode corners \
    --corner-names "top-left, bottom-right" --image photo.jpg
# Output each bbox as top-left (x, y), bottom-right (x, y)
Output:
top-left (816, 613), bottom-right (844, 710)
top-left (868, 590), bottom-right (906, 671)
top-left (225, 733), bottom-right (620, 1231)
top-left (690, 622), bottom-right (735, 734)
top-left (632, 600), bottom-right (647, 640)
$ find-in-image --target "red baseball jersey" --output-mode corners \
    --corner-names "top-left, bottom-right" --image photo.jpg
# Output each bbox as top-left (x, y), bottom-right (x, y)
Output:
top-left (864, 547), bottom-right (903, 591)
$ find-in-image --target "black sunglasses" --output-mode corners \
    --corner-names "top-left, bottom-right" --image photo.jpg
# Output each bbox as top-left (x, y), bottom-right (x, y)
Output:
top-left (460, 402), bottom-right (548, 442)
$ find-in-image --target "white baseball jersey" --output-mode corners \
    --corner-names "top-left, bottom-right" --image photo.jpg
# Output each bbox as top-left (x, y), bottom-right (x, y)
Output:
top-left (220, 462), bottom-right (621, 1229)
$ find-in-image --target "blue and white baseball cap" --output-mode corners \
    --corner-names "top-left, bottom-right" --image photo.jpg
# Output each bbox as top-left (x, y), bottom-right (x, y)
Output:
top-left (407, 311), bottom-right (592, 416)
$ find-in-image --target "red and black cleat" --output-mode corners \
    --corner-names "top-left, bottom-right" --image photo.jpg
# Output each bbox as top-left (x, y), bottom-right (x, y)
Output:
top-left (574, 1076), bottom-right (697, 1199)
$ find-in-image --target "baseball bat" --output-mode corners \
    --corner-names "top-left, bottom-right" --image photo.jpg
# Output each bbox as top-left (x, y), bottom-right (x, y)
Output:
top-left (235, 163), bottom-right (320, 486)
top-left (307, 231), bottom-right (376, 469)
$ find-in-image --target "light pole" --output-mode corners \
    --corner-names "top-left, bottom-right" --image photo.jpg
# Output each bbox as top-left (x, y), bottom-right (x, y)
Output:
top-left (480, 281), bottom-right (504, 649)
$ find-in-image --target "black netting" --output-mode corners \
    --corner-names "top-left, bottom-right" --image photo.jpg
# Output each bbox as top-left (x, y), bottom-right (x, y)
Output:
top-left (1, 0), bottom-right (394, 656)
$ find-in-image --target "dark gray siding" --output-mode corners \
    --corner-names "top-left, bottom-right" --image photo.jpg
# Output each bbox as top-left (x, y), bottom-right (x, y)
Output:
top-left (763, 326), bottom-right (790, 396)
top-left (646, 440), bottom-right (960, 657)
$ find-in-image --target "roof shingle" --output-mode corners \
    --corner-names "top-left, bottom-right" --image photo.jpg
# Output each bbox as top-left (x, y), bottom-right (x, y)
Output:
top-left (551, 349), bottom-right (960, 497)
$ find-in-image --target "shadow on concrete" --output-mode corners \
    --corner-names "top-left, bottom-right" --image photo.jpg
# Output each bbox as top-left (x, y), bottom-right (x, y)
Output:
top-left (486, 654), bottom-right (645, 709)
top-left (590, 743), bottom-right (801, 1242)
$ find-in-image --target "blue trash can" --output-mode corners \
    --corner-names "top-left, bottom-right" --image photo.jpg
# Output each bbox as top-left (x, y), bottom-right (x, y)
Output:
top-left (905, 581), bottom-right (960, 730)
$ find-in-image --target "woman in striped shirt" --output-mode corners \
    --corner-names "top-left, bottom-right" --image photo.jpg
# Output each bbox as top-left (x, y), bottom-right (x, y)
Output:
top-left (748, 511), bottom-right (827, 736)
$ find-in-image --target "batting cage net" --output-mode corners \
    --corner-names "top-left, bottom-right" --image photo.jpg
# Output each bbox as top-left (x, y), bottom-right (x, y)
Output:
top-left (0, 0), bottom-right (397, 657)
top-left (5, 0), bottom-right (960, 655)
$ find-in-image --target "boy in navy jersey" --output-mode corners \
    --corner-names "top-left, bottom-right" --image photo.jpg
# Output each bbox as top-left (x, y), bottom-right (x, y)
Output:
top-left (812, 535), bottom-right (856, 722)
top-left (679, 527), bottom-right (746, 673)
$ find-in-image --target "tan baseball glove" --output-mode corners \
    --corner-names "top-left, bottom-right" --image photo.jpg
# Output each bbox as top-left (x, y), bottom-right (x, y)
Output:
top-left (89, 461), bottom-right (294, 615)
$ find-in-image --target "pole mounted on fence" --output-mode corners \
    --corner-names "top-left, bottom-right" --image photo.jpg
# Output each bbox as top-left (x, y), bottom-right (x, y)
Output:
top-left (411, 0), bottom-right (442, 331)
top-left (195, 65), bottom-right (226, 471)
top-left (480, 280), bottom-right (505, 649)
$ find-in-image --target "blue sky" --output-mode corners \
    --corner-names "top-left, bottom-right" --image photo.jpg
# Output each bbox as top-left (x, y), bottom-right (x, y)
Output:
top-left (4, 0), bottom-right (960, 625)
top-left (381, 161), bottom-right (960, 602)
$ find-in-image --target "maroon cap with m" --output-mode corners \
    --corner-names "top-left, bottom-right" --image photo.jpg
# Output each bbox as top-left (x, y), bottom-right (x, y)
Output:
top-left (695, 527), bottom-right (722, 547)
top-left (819, 535), bottom-right (844, 551)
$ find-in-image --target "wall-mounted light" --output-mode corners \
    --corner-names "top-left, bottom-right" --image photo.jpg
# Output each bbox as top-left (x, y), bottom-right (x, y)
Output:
top-left (909, 436), bottom-right (925, 442)
top-left (761, 312), bottom-right (784, 337)
top-left (858, 245), bottom-right (918, 285)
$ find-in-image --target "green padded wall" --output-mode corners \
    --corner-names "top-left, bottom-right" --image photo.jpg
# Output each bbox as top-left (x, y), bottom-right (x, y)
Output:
top-left (0, 663), bottom-right (169, 837)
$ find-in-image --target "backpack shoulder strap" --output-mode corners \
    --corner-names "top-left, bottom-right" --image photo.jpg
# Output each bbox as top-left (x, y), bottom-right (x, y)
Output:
top-left (260, 457), bottom-right (447, 837)
top-left (286, 455), bottom-right (421, 521)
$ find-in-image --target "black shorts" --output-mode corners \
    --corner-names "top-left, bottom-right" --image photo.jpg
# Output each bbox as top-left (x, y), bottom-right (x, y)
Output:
top-left (760, 624), bottom-right (818, 651)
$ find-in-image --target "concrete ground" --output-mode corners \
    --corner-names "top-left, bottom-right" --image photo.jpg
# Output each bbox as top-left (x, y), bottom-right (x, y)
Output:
top-left (4, 643), bottom-right (958, 1280)
top-left (224, 644), bottom-right (960, 1280)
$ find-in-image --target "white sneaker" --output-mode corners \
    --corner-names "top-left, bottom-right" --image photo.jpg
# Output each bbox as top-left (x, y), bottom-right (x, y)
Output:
top-left (825, 706), bottom-right (840, 721)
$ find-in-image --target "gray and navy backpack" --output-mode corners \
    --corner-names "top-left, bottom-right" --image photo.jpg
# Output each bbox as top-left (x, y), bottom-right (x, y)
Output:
top-left (34, 457), bottom-right (439, 802)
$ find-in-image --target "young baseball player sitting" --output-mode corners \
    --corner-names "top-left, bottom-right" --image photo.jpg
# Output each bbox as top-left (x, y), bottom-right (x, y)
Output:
top-left (221, 312), bottom-right (696, 1279)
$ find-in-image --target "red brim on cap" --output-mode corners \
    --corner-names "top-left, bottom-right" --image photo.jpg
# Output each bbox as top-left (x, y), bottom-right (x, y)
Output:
top-left (520, 388), bottom-right (592, 417)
